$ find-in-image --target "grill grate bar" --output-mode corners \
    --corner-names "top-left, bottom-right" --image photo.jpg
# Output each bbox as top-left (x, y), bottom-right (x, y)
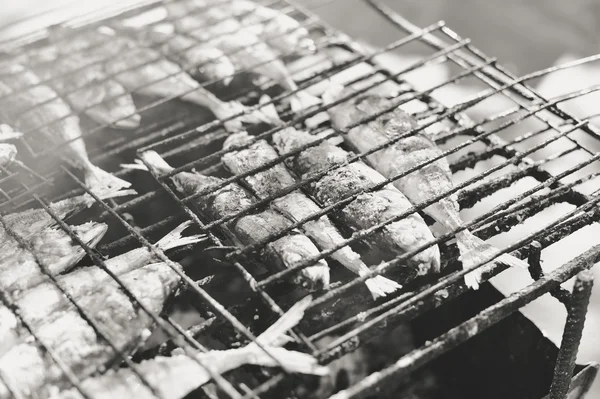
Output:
top-left (325, 243), bottom-right (600, 399)
top-left (0, 213), bottom-right (165, 399)
top-left (366, 0), bottom-right (599, 156)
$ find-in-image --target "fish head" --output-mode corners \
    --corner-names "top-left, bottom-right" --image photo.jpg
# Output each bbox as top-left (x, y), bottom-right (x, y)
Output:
top-left (0, 143), bottom-right (17, 167)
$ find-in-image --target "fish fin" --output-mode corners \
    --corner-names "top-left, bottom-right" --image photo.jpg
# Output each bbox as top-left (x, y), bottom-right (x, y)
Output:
top-left (0, 124), bottom-right (22, 141)
top-left (84, 164), bottom-right (132, 194)
top-left (257, 94), bottom-right (283, 125)
top-left (363, 274), bottom-right (402, 300)
top-left (139, 151), bottom-right (175, 175)
top-left (81, 186), bottom-right (137, 208)
top-left (155, 221), bottom-right (206, 251)
top-left (321, 81), bottom-right (346, 105)
top-left (120, 160), bottom-right (148, 171)
top-left (258, 295), bottom-right (312, 346)
top-left (290, 90), bottom-right (321, 113)
top-left (456, 230), bottom-right (528, 290)
top-left (241, 346), bottom-right (329, 376)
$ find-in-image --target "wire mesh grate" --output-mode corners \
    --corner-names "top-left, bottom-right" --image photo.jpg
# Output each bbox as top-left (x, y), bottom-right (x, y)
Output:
top-left (0, 0), bottom-right (599, 398)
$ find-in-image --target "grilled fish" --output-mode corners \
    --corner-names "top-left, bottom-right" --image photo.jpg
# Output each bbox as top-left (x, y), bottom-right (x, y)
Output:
top-left (75, 30), bottom-right (279, 130)
top-left (0, 143), bottom-right (17, 168)
top-left (0, 222), bottom-right (108, 296)
top-left (0, 63), bottom-right (132, 193)
top-left (216, 0), bottom-right (316, 56)
top-left (123, 151), bottom-right (330, 289)
top-left (0, 262), bottom-right (180, 397)
top-left (51, 296), bottom-right (327, 399)
top-left (222, 131), bottom-right (401, 298)
top-left (113, 23), bottom-right (237, 86)
top-left (0, 187), bottom-right (134, 250)
top-left (166, 2), bottom-right (321, 113)
top-left (272, 127), bottom-right (441, 276)
top-left (0, 221), bottom-right (203, 352)
top-left (20, 45), bottom-right (141, 130)
top-left (323, 87), bottom-right (529, 289)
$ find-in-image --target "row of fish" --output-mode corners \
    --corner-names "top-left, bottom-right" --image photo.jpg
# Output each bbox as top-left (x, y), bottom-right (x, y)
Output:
top-left (1, 0), bottom-right (322, 194)
top-left (0, 190), bottom-right (325, 397)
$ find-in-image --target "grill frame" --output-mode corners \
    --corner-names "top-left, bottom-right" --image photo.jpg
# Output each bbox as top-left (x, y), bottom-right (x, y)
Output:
top-left (0, 0), bottom-right (599, 398)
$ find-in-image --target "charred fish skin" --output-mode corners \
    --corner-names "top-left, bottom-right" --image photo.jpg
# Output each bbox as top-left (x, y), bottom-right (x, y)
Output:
top-left (130, 151), bottom-right (329, 289)
top-left (272, 127), bottom-right (441, 276)
top-left (21, 45), bottom-right (141, 130)
top-left (0, 262), bottom-right (180, 397)
top-left (326, 91), bottom-right (529, 289)
top-left (0, 222), bottom-right (108, 296)
top-left (0, 63), bottom-right (131, 193)
top-left (222, 131), bottom-right (401, 298)
top-left (51, 296), bottom-right (327, 399)
top-left (166, 2), bottom-right (321, 114)
top-left (114, 24), bottom-right (237, 86)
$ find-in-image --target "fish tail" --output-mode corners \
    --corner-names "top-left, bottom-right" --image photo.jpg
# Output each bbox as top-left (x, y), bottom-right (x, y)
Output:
top-left (290, 90), bottom-right (321, 113)
top-left (84, 163), bottom-right (132, 194)
top-left (239, 346), bottom-right (329, 376)
top-left (139, 151), bottom-right (175, 175)
top-left (456, 230), bottom-right (528, 290)
top-left (155, 221), bottom-right (206, 251)
top-left (361, 269), bottom-right (402, 300)
top-left (80, 186), bottom-right (137, 208)
top-left (257, 295), bottom-right (312, 347)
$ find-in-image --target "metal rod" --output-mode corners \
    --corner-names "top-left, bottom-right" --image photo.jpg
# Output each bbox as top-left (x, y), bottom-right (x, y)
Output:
top-left (326, 246), bottom-right (600, 399)
top-left (549, 270), bottom-right (594, 399)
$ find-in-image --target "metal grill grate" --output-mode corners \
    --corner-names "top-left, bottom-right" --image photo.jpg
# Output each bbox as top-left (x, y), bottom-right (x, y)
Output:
top-left (0, 0), bottom-right (599, 398)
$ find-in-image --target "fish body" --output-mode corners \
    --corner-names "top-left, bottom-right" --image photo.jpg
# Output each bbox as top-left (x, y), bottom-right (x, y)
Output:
top-left (80, 31), bottom-right (277, 130)
top-left (21, 45), bottom-right (141, 129)
top-left (0, 222), bottom-right (107, 296)
top-left (222, 131), bottom-right (400, 298)
top-left (325, 90), bottom-right (529, 289)
top-left (131, 151), bottom-right (329, 289)
top-left (0, 187), bottom-right (134, 251)
top-left (272, 127), bottom-right (441, 276)
top-left (51, 296), bottom-right (327, 399)
top-left (167, 3), bottom-right (321, 113)
top-left (0, 63), bottom-right (131, 192)
top-left (0, 262), bottom-right (180, 397)
top-left (226, 0), bottom-right (316, 55)
top-left (116, 24), bottom-right (236, 85)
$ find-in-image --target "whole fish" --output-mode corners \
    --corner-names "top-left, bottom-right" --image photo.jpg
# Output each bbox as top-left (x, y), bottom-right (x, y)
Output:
top-left (166, 2), bottom-right (321, 113)
top-left (123, 151), bottom-right (330, 289)
top-left (74, 30), bottom-right (279, 131)
top-left (323, 87), bottom-right (529, 289)
top-left (0, 187), bottom-right (134, 251)
top-left (20, 45), bottom-right (141, 130)
top-left (50, 296), bottom-right (328, 399)
top-left (0, 262), bottom-right (180, 397)
top-left (271, 127), bottom-right (441, 277)
top-left (0, 63), bottom-right (132, 193)
top-left (222, 131), bottom-right (401, 299)
top-left (0, 221), bottom-right (108, 296)
top-left (0, 143), bottom-right (16, 168)
top-left (0, 221), bottom-right (203, 355)
top-left (113, 23), bottom-right (237, 86)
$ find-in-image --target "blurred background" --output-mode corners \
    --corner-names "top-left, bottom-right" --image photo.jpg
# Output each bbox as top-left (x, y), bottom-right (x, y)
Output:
top-left (1, 0), bottom-right (600, 397)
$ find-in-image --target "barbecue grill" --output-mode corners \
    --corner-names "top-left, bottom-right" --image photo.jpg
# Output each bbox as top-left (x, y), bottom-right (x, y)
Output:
top-left (0, 0), bottom-right (599, 398)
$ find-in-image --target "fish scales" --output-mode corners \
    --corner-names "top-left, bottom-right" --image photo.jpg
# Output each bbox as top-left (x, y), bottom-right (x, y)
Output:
top-left (0, 262), bottom-right (179, 397)
top-left (271, 127), bottom-right (440, 276)
top-left (222, 131), bottom-right (401, 298)
top-left (166, 1), bottom-right (321, 113)
top-left (130, 151), bottom-right (329, 288)
top-left (20, 45), bottom-right (141, 129)
top-left (325, 89), bottom-right (529, 289)
top-left (0, 63), bottom-right (131, 192)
